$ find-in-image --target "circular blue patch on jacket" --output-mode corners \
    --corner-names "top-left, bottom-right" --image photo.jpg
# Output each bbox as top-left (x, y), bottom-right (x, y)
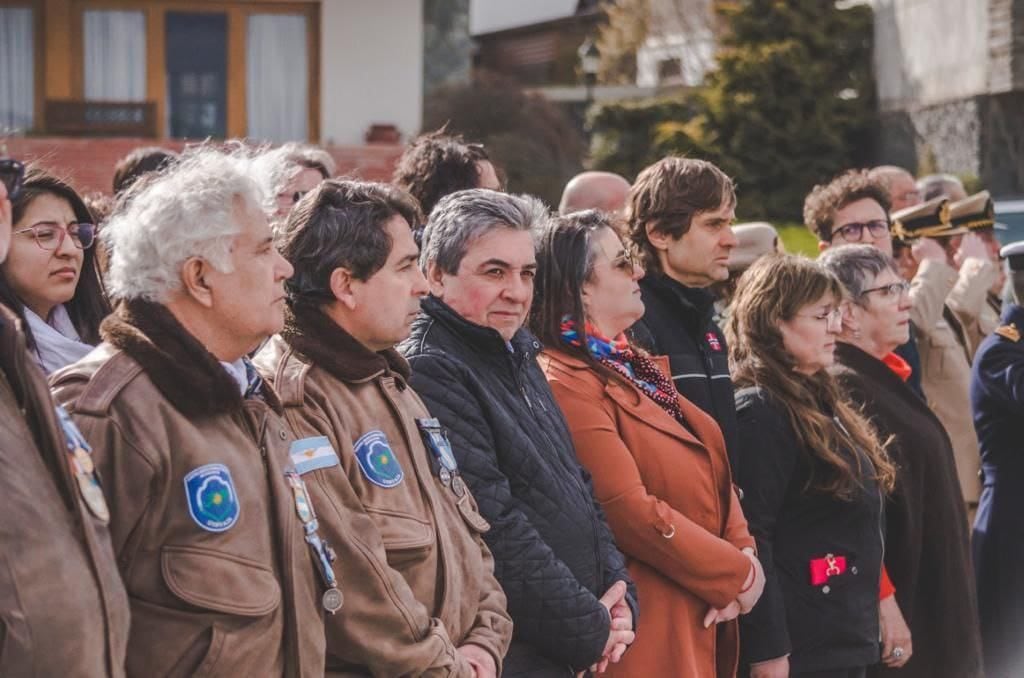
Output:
top-left (184, 463), bottom-right (240, 532)
top-left (354, 430), bottom-right (404, 488)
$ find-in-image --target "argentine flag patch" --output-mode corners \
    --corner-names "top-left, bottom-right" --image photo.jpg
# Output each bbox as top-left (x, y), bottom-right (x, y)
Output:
top-left (289, 436), bottom-right (340, 475)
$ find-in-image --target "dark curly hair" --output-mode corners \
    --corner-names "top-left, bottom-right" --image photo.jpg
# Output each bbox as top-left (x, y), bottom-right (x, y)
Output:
top-left (392, 128), bottom-right (498, 218)
top-left (803, 169), bottom-right (892, 242)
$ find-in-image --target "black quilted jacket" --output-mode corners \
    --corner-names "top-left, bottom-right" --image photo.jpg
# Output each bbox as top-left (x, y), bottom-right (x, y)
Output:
top-left (400, 296), bottom-right (638, 677)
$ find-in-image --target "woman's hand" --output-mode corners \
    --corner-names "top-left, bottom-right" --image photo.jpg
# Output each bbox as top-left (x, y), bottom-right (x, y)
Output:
top-left (737, 548), bottom-right (766, 612)
top-left (749, 655), bottom-right (789, 678)
top-left (703, 600), bottom-right (741, 627)
top-left (879, 594), bottom-right (912, 667)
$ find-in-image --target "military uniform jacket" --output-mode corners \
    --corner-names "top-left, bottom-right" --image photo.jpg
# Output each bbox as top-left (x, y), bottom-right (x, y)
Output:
top-left (255, 305), bottom-right (512, 677)
top-left (50, 300), bottom-right (327, 678)
top-left (0, 304), bottom-right (129, 676)
top-left (947, 257), bottom-right (1000, 360)
top-left (970, 304), bottom-right (1024, 677)
top-left (912, 258), bottom-right (984, 505)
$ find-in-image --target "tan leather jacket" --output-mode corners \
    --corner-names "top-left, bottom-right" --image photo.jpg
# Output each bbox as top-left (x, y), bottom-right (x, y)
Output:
top-left (50, 300), bottom-right (327, 678)
top-left (255, 305), bottom-right (512, 677)
top-left (0, 304), bottom-right (129, 676)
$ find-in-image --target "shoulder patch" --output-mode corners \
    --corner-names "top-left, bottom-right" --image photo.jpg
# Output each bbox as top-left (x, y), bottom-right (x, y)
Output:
top-left (353, 430), bottom-right (404, 488)
top-left (995, 323), bottom-right (1020, 342)
top-left (184, 463), bottom-right (240, 532)
top-left (289, 436), bottom-right (340, 475)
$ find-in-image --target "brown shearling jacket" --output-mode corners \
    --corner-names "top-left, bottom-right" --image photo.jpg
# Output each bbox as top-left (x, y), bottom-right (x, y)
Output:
top-left (50, 300), bottom-right (328, 678)
top-left (0, 304), bottom-right (129, 676)
top-left (254, 304), bottom-right (512, 677)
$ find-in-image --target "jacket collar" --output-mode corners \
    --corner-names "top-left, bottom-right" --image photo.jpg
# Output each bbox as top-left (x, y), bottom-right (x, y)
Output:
top-left (834, 341), bottom-right (914, 394)
top-left (101, 299), bottom-right (280, 418)
top-left (421, 294), bottom-right (541, 360)
top-left (1001, 303), bottom-right (1024, 327)
top-left (281, 303), bottom-right (410, 383)
top-left (640, 273), bottom-right (714, 333)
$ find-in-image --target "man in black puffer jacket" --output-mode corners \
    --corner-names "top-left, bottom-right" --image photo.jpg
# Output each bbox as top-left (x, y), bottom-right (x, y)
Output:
top-left (626, 158), bottom-right (742, 472)
top-left (400, 189), bottom-right (638, 677)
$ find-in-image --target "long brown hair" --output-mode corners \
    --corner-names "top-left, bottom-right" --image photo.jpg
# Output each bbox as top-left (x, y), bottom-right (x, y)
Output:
top-left (726, 254), bottom-right (895, 499)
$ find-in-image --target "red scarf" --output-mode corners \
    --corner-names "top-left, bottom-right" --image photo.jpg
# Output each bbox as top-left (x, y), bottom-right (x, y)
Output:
top-left (882, 352), bottom-right (912, 382)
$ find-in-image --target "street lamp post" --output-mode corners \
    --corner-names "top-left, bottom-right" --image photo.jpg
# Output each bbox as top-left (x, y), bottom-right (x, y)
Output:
top-left (578, 37), bottom-right (601, 107)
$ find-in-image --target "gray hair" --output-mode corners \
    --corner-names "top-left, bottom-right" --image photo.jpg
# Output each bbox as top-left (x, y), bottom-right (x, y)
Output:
top-left (255, 142), bottom-right (335, 199)
top-left (917, 173), bottom-right (964, 201)
top-left (420, 188), bottom-right (550, 273)
top-left (818, 244), bottom-right (900, 306)
top-left (103, 144), bottom-right (276, 302)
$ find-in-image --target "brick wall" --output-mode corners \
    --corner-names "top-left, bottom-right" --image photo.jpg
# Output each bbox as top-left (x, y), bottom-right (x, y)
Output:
top-left (3, 137), bottom-right (404, 196)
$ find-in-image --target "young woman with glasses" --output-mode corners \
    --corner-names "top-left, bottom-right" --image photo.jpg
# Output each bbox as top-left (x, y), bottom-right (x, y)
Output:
top-left (2, 167), bottom-right (110, 373)
top-left (727, 254), bottom-right (896, 678)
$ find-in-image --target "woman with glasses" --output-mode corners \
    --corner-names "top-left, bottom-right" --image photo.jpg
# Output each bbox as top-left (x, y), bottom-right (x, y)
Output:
top-left (727, 254), bottom-right (895, 678)
top-left (532, 210), bottom-right (764, 677)
top-left (2, 167), bottom-right (109, 373)
top-left (820, 245), bottom-right (982, 678)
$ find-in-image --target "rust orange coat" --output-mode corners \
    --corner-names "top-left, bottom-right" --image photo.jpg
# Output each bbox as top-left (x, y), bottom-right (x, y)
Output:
top-left (538, 349), bottom-right (756, 678)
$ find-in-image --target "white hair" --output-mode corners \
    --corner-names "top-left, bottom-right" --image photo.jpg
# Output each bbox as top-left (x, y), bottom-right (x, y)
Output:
top-left (103, 144), bottom-right (276, 302)
top-left (252, 142), bottom-right (336, 199)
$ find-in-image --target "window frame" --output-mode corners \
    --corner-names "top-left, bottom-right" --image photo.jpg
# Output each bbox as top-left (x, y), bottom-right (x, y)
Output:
top-left (0, 0), bottom-right (45, 133)
top-left (69, 0), bottom-right (320, 141)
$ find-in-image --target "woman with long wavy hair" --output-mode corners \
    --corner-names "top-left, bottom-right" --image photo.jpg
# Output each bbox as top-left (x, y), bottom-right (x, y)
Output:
top-left (727, 254), bottom-right (895, 678)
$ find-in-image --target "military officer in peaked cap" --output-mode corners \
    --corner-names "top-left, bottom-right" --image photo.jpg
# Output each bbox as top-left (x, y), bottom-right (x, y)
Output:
top-left (970, 240), bottom-right (1024, 678)
top-left (948, 190), bottom-right (1007, 357)
top-left (892, 197), bottom-right (987, 517)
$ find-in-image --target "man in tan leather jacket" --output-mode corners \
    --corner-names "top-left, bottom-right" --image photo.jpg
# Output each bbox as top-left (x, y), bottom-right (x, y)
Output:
top-left (50, 147), bottom-right (333, 677)
top-left (0, 171), bottom-right (129, 675)
top-left (255, 179), bottom-right (512, 677)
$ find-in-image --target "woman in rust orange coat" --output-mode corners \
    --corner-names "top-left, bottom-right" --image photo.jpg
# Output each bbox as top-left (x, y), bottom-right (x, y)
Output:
top-left (531, 210), bottom-right (765, 677)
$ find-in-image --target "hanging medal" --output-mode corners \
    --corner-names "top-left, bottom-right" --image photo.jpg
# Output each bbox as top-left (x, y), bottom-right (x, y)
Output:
top-left (56, 405), bottom-right (110, 523)
top-left (415, 418), bottom-right (459, 488)
top-left (285, 471), bottom-right (343, 614)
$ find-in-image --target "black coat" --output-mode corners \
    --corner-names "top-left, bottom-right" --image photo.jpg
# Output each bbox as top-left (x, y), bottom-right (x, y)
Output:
top-left (833, 343), bottom-right (982, 678)
top-left (630, 273), bottom-right (741, 472)
top-left (970, 304), bottom-right (1024, 678)
top-left (733, 386), bottom-right (884, 674)
top-left (400, 296), bottom-right (638, 677)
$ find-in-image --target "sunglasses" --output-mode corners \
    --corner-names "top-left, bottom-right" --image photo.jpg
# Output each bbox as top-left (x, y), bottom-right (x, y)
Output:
top-left (13, 221), bottom-right (97, 251)
top-left (0, 158), bottom-right (25, 200)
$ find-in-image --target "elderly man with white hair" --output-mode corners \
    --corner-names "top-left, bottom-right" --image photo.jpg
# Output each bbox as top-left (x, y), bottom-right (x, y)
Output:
top-left (50, 146), bottom-right (336, 678)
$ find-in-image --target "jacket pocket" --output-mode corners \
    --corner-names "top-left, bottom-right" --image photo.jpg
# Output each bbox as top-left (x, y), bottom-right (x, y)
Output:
top-left (367, 508), bottom-right (436, 568)
top-left (161, 545), bottom-right (281, 616)
top-left (0, 555), bottom-right (31, 676)
top-left (192, 625), bottom-right (227, 678)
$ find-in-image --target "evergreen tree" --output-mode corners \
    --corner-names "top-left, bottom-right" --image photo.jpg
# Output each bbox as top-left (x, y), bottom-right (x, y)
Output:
top-left (694, 0), bottom-right (876, 220)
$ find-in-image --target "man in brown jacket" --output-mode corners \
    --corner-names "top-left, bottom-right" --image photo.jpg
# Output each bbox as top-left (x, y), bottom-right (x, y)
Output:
top-left (255, 179), bottom-right (513, 677)
top-left (50, 147), bottom-right (334, 677)
top-left (0, 170), bottom-right (129, 675)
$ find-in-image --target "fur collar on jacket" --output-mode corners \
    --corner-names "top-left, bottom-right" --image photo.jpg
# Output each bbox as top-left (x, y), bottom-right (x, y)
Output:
top-left (281, 303), bottom-right (411, 383)
top-left (101, 299), bottom-right (281, 417)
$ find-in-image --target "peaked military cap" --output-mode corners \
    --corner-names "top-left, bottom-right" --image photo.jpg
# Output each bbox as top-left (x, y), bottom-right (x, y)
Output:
top-left (950, 190), bottom-right (1005, 231)
top-left (1001, 240), bottom-right (1024, 272)
top-left (891, 196), bottom-right (966, 241)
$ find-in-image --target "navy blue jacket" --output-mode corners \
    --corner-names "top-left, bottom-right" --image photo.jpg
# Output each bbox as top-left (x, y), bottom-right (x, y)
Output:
top-left (970, 304), bottom-right (1024, 678)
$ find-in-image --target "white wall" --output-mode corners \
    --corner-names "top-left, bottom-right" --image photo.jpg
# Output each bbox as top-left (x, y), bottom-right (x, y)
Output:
top-left (320, 0), bottom-right (423, 145)
top-left (469, 0), bottom-right (576, 35)
top-left (873, 0), bottom-right (989, 110)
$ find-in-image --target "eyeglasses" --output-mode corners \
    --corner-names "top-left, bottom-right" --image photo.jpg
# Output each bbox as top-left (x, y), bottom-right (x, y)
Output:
top-left (14, 221), bottom-right (97, 251)
top-left (610, 248), bottom-right (640, 274)
top-left (859, 280), bottom-right (910, 301)
top-left (795, 307), bottom-right (843, 331)
top-left (0, 158), bottom-right (25, 200)
top-left (831, 219), bottom-right (890, 242)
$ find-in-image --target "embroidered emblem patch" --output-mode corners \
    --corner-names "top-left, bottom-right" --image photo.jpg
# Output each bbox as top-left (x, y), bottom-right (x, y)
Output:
top-left (705, 332), bottom-right (722, 352)
top-left (184, 463), bottom-right (240, 532)
top-left (353, 430), bottom-right (404, 488)
top-left (289, 436), bottom-right (341, 475)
